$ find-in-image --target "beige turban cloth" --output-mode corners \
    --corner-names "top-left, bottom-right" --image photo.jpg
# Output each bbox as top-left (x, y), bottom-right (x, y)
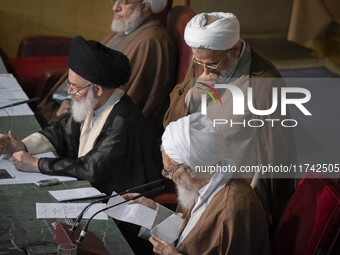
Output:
top-left (162, 113), bottom-right (232, 169)
top-left (144, 0), bottom-right (167, 14)
top-left (184, 12), bottom-right (240, 50)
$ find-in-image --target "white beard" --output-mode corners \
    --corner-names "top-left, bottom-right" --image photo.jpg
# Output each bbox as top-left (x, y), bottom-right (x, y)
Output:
top-left (71, 88), bottom-right (98, 123)
top-left (175, 169), bottom-right (199, 211)
top-left (111, 5), bottom-right (142, 33)
top-left (220, 55), bottom-right (239, 79)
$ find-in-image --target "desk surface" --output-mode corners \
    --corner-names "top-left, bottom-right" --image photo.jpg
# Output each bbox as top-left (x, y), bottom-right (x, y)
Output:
top-left (0, 180), bottom-right (134, 255)
top-left (0, 115), bottom-right (41, 138)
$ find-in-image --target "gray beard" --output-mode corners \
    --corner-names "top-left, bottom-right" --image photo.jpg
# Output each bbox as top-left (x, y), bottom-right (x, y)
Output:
top-left (220, 56), bottom-right (239, 79)
top-left (71, 88), bottom-right (98, 123)
top-left (111, 6), bottom-right (142, 33)
top-left (175, 170), bottom-right (199, 211)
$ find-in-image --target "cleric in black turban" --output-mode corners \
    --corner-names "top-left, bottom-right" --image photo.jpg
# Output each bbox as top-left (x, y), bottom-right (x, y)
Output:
top-left (68, 36), bottom-right (131, 88)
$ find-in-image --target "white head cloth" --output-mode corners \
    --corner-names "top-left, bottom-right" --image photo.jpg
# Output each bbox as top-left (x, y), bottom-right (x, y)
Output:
top-left (144, 0), bottom-right (167, 14)
top-left (162, 113), bottom-right (229, 169)
top-left (184, 12), bottom-right (240, 50)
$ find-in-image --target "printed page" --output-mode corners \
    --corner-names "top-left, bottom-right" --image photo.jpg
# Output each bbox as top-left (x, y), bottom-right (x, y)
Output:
top-left (36, 203), bottom-right (108, 220)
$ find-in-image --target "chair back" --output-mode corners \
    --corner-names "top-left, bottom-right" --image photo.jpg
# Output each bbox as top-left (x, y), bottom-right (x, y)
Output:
top-left (271, 172), bottom-right (340, 255)
top-left (166, 6), bottom-right (196, 84)
top-left (17, 35), bottom-right (72, 57)
top-left (154, 0), bottom-right (173, 27)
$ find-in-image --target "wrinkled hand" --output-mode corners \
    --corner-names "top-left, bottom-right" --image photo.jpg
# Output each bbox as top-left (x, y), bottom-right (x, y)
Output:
top-left (0, 130), bottom-right (26, 155)
top-left (11, 151), bottom-right (39, 172)
top-left (122, 193), bottom-right (157, 210)
top-left (56, 99), bottom-right (71, 117)
top-left (149, 235), bottom-right (178, 255)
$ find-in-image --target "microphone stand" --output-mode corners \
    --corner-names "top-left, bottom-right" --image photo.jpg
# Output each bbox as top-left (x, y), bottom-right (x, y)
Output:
top-left (0, 98), bottom-right (40, 110)
top-left (77, 185), bottom-right (164, 243)
top-left (70, 179), bottom-right (162, 231)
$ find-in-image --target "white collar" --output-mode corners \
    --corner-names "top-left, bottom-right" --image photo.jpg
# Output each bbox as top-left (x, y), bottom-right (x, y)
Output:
top-left (192, 168), bottom-right (233, 213)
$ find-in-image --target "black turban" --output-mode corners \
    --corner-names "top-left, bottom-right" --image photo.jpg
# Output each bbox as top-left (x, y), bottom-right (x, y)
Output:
top-left (68, 36), bottom-right (131, 88)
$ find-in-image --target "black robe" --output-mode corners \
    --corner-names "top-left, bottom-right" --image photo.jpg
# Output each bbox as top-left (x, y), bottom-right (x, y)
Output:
top-left (38, 94), bottom-right (162, 195)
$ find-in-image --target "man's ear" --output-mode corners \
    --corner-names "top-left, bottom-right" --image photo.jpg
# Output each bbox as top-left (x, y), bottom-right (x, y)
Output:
top-left (141, 1), bottom-right (151, 11)
top-left (94, 85), bottom-right (103, 96)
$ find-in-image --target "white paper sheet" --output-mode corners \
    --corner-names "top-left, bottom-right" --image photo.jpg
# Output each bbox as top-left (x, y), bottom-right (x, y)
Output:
top-left (105, 193), bottom-right (157, 230)
top-left (0, 152), bottom-right (77, 184)
top-left (36, 203), bottom-right (108, 220)
top-left (49, 187), bottom-right (106, 202)
top-left (151, 214), bottom-right (184, 244)
top-left (0, 104), bottom-right (34, 116)
top-left (0, 74), bottom-right (23, 90)
top-left (0, 74), bottom-right (34, 116)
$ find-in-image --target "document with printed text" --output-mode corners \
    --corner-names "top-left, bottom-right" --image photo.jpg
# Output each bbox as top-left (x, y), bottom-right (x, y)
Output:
top-left (36, 203), bottom-right (108, 220)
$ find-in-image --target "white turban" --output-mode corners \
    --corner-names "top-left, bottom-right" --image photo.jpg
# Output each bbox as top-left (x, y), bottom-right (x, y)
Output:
top-left (184, 12), bottom-right (240, 50)
top-left (144, 0), bottom-right (167, 14)
top-left (162, 113), bottom-right (228, 169)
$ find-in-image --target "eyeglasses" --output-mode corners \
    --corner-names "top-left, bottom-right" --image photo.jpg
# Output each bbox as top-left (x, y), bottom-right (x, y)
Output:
top-left (192, 51), bottom-right (228, 71)
top-left (66, 79), bottom-right (93, 96)
top-left (161, 164), bottom-right (182, 178)
top-left (111, 0), bottom-right (143, 6)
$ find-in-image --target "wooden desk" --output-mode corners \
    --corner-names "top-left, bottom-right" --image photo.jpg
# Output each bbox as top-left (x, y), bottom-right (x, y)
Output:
top-left (0, 180), bottom-right (134, 255)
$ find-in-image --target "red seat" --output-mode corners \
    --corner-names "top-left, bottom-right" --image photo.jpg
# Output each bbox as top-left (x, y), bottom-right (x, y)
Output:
top-left (271, 172), bottom-right (340, 255)
top-left (8, 56), bottom-right (68, 98)
top-left (7, 35), bottom-right (71, 99)
top-left (167, 6), bottom-right (196, 84)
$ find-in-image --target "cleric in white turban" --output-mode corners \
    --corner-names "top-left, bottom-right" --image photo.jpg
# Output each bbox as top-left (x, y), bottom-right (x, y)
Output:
top-left (164, 11), bottom-right (296, 238)
top-left (125, 113), bottom-right (270, 254)
top-left (184, 12), bottom-right (240, 50)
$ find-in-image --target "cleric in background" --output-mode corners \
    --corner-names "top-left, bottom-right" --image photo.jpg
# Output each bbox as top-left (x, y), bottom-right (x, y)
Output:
top-left (36, 0), bottom-right (176, 137)
top-left (125, 113), bottom-right (269, 254)
top-left (0, 36), bottom-right (161, 194)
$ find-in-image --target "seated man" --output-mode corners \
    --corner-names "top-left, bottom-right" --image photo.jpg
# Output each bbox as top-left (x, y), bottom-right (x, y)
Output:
top-left (0, 36), bottom-right (162, 195)
top-left (126, 113), bottom-right (269, 254)
top-left (163, 12), bottom-right (297, 232)
top-left (36, 0), bottom-right (176, 136)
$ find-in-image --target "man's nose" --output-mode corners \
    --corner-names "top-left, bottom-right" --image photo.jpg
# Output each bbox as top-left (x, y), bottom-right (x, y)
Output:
top-left (203, 66), bottom-right (213, 75)
top-left (67, 86), bottom-right (73, 95)
top-left (112, 1), bottom-right (121, 12)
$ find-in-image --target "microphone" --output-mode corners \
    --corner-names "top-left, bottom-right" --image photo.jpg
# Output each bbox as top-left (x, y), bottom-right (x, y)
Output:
top-left (0, 98), bottom-right (40, 110)
top-left (77, 185), bottom-right (164, 243)
top-left (70, 179), bottom-right (162, 231)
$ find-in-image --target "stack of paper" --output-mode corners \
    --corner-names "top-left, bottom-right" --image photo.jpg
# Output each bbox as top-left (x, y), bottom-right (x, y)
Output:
top-left (49, 187), bottom-right (106, 201)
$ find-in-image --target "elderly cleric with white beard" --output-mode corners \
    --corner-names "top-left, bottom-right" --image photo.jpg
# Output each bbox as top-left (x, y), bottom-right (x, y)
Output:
top-left (124, 113), bottom-right (269, 255)
top-left (163, 12), bottom-right (297, 235)
top-left (0, 36), bottom-right (162, 195)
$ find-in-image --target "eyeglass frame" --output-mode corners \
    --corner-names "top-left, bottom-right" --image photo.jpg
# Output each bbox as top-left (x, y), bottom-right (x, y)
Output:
top-left (192, 50), bottom-right (230, 71)
top-left (110, 0), bottom-right (143, 6)
top-left (161, 164), bottom-right (183, 178)
top-left (66, 79), bottom-right (93, 96)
